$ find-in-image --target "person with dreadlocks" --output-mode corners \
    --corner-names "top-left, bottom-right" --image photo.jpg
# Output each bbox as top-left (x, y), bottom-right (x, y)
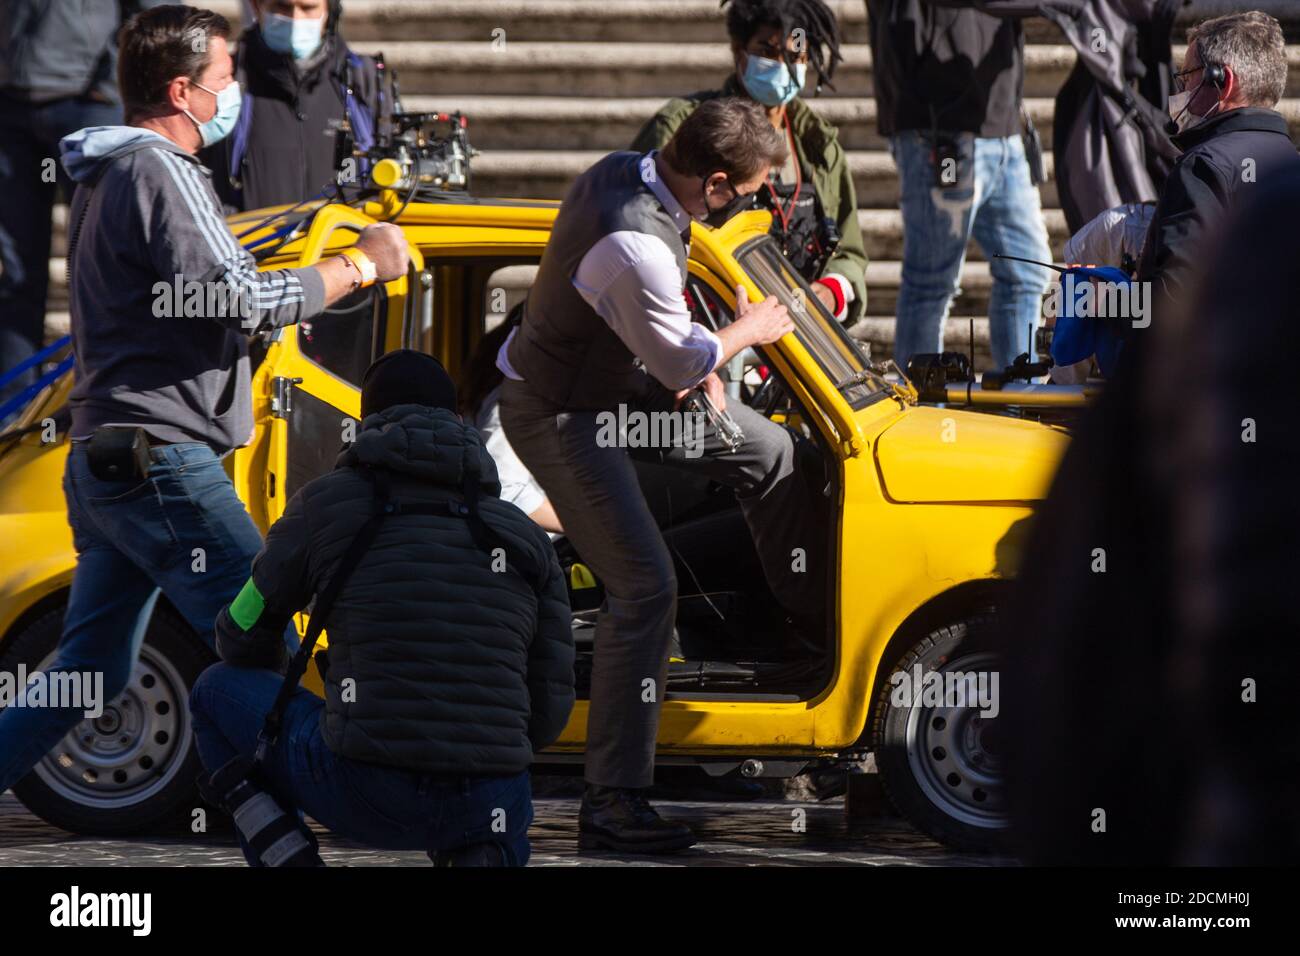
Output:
top-left (632, 0), bottom-right (866, 327)
top-left (202, 0), bottom-right (395, 212)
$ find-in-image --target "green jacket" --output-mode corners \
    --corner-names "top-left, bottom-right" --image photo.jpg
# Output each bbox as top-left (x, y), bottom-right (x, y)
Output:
top-left (631, 76), bottom-right (867, 324)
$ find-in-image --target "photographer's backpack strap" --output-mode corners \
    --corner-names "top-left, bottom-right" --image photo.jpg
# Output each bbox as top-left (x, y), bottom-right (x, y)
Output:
top-left (253, 465), bottom-right (545, 761)
top-left (255, 467), bottom-right (393, 760)
top-left (341, 51), bottom-right (377, 155)
top-left (228, 92), bottom-right (255, 188)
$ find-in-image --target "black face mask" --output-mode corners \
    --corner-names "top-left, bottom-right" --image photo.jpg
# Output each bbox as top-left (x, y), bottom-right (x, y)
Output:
top-left (700, 178), bottom-right (755, 228)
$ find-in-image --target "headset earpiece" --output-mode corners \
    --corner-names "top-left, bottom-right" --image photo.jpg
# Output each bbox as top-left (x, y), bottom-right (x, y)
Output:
top-left (1205, 63), bottom-right (1226, 89)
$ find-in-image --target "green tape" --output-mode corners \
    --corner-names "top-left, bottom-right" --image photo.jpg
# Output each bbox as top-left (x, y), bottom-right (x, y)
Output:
top-left (228, 578), bottom-right (266, 632)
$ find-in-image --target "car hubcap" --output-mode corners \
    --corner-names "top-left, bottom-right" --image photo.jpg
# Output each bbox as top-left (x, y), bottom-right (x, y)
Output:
top-left (33, 645), bottom-right (191, 810)
top-left (903, 650), bottom-right (1007, 830)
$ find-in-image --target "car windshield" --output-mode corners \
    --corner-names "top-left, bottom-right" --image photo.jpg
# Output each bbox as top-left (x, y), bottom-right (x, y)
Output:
top-left (735, 237), bottom-right (891, 409)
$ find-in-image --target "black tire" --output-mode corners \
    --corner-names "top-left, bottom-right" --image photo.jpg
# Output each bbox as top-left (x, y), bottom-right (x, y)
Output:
top-left (1, 599), bottom-right (215, 835)
top-left (870, 612), bottom-right (1010, 853)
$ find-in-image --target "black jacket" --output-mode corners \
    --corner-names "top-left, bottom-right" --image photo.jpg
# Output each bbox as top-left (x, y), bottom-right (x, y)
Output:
top-left (1136, 107), bottom-right (1300, 314)
top-left (203, 28), bottom-right (385, 213)
top-left (866, 0), bottom-right (1028, 137)
top-left (215, 405), bottom-right (576, 776)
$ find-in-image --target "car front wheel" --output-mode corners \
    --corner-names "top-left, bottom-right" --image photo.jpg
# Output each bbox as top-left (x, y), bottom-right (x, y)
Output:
top-left (0, 599), bottom-right (213, 835)
top-left (871, 613), bottom-right (1010, 853)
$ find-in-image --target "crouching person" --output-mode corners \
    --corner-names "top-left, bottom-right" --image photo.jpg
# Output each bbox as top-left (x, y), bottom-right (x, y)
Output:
top-left (190, 350), bottom-right (576, 866)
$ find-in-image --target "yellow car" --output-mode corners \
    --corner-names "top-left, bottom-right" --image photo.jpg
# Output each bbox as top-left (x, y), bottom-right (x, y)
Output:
top-left (0, 191), bottom-right (1067, 851)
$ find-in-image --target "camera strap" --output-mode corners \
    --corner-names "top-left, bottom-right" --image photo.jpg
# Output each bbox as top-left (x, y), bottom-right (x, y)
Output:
top-left (254, 464), bottom-right (545, 763)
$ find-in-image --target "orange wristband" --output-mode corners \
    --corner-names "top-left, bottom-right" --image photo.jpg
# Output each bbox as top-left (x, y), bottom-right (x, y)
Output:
top-left (338, 247), bottom-right (377, 288)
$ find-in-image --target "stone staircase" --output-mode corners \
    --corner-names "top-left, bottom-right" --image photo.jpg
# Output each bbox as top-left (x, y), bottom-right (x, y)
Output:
top-left (40, 0), bottom-right (1300, 365)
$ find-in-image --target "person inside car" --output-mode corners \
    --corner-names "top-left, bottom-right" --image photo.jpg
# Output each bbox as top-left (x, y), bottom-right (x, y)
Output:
top-left (459, 304), bottom-right (563, 536)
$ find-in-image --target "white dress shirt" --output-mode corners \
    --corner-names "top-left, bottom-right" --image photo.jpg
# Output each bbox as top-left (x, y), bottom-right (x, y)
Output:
top-left (497, 151), bottom-right (722, 391)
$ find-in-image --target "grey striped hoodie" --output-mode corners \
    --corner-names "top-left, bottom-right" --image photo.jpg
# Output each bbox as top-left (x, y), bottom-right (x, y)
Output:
top-left (59, 126), bottom-right (326, 453)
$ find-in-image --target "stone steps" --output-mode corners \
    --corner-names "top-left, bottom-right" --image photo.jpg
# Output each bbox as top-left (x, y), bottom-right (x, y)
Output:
top-left (446, 145), bottom-right (1067, 206)
top-left (379, 40), bottom-right (1300, 99)
top-left (403, 93), bottom-right (1300, 151)
top-left (234, 0), bottom-right (1300, 44)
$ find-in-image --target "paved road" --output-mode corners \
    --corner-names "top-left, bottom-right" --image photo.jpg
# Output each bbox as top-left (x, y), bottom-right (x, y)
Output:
top-left (0, 790), bottom-right (1001, 867)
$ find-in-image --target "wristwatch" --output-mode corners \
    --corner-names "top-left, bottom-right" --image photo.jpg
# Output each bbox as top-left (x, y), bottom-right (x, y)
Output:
top-left (338, 247), bottom-right (378, 289)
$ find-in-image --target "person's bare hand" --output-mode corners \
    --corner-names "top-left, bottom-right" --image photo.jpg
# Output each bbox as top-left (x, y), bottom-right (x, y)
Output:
top-left (674, 372), bottom-right (726, 413)
top-left (354, 223), bottom-right (410, 281)
top-left (811, 280), bottom-right (837, 314)
top-left (699, 371), bottom-right (726, 413)
top-left (734, 284), bottom-right (794, 346)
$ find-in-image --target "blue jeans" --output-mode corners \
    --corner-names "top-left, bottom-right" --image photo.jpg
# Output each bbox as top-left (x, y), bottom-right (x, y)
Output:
top-left (0, 440), bottom-right (282, 792)
top-left (890, 131), bottom-right (1053, 370)
top-left (0, 93), bottom-right (121, 416)
top-left (190, 663), bottom-right (534, 866)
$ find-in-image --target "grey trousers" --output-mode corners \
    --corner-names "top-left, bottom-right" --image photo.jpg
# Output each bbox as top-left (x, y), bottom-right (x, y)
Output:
top-left (500, 377), bottom-right (825, 788)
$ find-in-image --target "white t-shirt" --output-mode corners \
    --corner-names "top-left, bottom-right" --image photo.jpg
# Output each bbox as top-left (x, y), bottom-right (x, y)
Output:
top-left (474, 384), bottom-right (553, 533)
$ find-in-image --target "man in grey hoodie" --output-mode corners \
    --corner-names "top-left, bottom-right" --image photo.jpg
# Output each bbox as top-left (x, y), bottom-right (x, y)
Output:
top-left (0, 4), bottom-right (409, 811)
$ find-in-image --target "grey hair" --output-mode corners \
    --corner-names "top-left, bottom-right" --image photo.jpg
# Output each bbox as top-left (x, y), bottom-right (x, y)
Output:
top-left (1188, 11), bottom-right (1287, 109)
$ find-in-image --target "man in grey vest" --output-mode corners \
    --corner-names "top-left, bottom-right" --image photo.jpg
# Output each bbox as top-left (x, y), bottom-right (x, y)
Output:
top-left (499, 97), bottom-right (819, 853)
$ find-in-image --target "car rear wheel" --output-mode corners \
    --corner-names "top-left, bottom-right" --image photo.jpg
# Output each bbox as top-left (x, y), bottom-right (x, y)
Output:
top-left (871, 612), bottom-right (1010, 853)
top-left (1, 599), bottom-right (214, 835)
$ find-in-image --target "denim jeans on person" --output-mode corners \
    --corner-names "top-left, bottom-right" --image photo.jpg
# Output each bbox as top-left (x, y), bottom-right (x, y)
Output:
top-left (0, 93), bottom-right (121, 420)
top-left (889, 130), bottom-right (1053, 371)
top-left (0, 440), bottom-right (292, 793)
top-left (190, 663), bottom-right (534, 866)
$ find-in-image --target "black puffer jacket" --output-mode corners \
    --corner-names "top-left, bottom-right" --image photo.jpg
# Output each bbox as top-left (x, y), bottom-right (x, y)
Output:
top-left (215, 404), bottom-right (575, 775)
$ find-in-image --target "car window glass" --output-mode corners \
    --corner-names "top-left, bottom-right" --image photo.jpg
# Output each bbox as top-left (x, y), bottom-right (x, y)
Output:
top-left (297, 285), bottom-right (384, 386)
top-left (736, 237), bottom-right (885, 408)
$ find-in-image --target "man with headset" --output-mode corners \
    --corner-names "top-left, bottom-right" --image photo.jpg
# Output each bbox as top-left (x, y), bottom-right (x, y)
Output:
top-left (1135, 11), bottom-right (1298, 317)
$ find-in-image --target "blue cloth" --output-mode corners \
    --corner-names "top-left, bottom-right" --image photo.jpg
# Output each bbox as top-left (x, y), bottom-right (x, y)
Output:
top-left (0, 441), bottom-right (290, 792)
top-left (1051, 265), bottom-right (1131, 377)
top-left (190, 663), bottom-right (534, 866)
top-left (889, 131), bottom-right (1053, 370)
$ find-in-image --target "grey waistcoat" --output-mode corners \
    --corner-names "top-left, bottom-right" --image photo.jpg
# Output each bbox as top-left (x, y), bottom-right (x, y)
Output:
top-left (508, 150), bottom-right (688, 410)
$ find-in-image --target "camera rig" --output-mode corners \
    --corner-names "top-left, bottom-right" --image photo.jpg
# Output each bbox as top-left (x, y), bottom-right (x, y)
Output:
top-left (334, 110), bottom-right (477, 197)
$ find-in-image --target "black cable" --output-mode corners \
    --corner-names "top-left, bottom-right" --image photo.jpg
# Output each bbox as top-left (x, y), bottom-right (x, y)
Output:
top-left (381, 171), bottom-right (420, 223)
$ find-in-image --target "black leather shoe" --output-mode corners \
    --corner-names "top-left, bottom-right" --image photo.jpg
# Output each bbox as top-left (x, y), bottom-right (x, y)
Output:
top-left (578, 785), bottom-right (697, 853)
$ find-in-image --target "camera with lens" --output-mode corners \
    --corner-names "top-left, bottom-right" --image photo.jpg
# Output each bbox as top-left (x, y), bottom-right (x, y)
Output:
top-left (335, 110), bottom-right (477, 195)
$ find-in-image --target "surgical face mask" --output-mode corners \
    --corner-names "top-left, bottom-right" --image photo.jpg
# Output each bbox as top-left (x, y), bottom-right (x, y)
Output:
top-left (184, 80), bottom-right (242, 148)
top-left (262, 12), bottom-right (325, 60)
top-left (741, 54), bottom-right (806, 108)
top-left (1167, 79), bottom-right (1222, 134)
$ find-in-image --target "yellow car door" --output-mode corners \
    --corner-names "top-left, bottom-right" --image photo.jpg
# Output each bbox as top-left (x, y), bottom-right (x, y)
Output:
top-left (232, 205), bottom-right (425, 531)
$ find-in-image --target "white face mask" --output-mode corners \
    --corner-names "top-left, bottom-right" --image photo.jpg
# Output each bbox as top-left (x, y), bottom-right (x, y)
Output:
top-left (1168, 78), bottom-right (1223, 134)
